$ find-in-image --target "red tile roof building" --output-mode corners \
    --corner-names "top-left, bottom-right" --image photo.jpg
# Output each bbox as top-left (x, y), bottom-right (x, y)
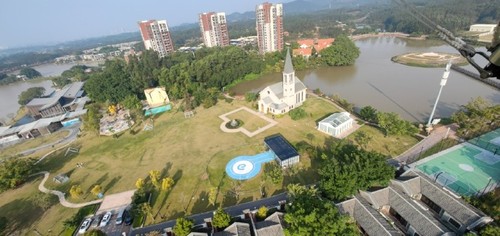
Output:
top-left (293, 38), bottom-right (335, 57)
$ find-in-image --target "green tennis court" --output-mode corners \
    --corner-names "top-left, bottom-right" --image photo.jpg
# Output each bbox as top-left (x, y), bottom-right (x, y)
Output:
top-left (468, 128), bottom-right (500, 154)
top-left (414, 143), bottom-right (500, 196)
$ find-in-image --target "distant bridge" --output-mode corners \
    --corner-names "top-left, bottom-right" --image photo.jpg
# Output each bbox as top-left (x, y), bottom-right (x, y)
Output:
top-left (450, 65), bottom-right (500, 90)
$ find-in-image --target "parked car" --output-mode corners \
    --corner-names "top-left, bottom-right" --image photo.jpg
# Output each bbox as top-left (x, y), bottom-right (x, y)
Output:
top-left (124, 210), bottom-right (133, 225)
top-left (100, 211), bottom-right (112, 227)
top-left (115, 208), bottom-right (126, 225)
top-left (78, 218), bottom-right (92, 234)
top-left (91, 214), bottom-right (103, 227)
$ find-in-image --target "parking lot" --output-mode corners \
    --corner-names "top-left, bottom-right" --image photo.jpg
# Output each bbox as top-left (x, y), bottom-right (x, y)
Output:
top-left (80, 208), bottom-right (132, 236)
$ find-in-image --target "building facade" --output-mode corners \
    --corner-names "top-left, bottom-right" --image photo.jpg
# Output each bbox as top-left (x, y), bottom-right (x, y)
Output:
top-left (199, 12), bottom-right (230, 47)
top-left (138, 20), bottom-right (175, 57)
top-left (256, 2), bottom-right (284, 54)
top-left (258, 49), bottom-right (307, 115)
top-left (26, 82), bottom-right (86, 119)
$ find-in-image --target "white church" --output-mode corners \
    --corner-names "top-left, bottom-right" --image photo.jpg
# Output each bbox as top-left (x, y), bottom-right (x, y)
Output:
top-left (258, 49), bottom-right (307, 114)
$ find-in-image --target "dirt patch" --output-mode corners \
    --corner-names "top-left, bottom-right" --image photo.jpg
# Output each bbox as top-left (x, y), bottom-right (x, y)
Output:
top-left (391, 52), bottom-right (468, 68)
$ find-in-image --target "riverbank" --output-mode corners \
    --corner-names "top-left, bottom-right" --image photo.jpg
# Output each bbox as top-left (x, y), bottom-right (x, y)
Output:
top-left (350, 32), bottom-right (427, 41)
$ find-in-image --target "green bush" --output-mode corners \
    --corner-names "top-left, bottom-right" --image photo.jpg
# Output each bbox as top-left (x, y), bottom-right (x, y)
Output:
top-left (289, 108), bottom-right (307, 120)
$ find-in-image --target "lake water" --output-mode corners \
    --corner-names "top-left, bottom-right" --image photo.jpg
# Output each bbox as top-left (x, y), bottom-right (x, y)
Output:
top-left (231, 37), bottom-right (500, 122)
top-left (0, 62), bottom-right (98, 123)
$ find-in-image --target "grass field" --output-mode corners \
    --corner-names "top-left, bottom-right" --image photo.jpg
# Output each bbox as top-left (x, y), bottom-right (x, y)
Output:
top-left (346, 125), bottom-right (420, 157)
top-left (0, 97), bottom-right (419, 234)
top-left (227, 109), bottom-right (270, 132)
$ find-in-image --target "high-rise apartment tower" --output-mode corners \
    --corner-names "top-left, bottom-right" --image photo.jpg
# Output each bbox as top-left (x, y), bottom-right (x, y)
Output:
top-left (199, 12), bottom-right (230, 47)
top-left (256, 2), bottom-right (284, 54)
top-left (138, 20), bottom-right (175, 57)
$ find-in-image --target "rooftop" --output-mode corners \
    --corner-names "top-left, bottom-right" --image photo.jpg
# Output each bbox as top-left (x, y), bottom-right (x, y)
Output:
top-left (264, 134), bottom-right (299, 162)
top-left (319, 112), bottom-right (353, 128)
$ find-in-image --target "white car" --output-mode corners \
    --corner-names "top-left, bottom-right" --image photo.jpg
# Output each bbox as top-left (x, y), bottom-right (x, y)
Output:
top-left (78, 218), bottom-right (92, 234)
top-left (100, 211), bottom-right (112, 227)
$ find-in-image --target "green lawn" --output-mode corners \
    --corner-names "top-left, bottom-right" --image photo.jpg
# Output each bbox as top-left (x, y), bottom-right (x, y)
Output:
top-left (227, 109), bottom-right (270, 132)
top-left (0, 130), bottom-right (70, 159)
top-left (0, 97), bottom-right (419, 232)
top-left (346, 125), bottom-right (420, 157)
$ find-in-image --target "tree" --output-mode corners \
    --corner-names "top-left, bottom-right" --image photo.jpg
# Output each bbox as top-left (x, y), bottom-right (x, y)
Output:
top-left (212, 207), bottom-right (231, 229)
top-left (173, 217), bottom-right (194, 236)
top-left (318, 141), bottom-right (394, 201)
top-left (376, 112), bottom-right (418, 136)
top-left (69, 185), bottom-right (84, 199)
top-left (263, 162), bottom-right (283, 184)
top-left (479, 225), bottom-right (500, 236)
top-left (91, 185), bottom-right (102, 196)
top-left (208, 187), bottom-right (218, 206)
top-left (0, 157), bottom-right (37, 191)
top-left (136, 178), bottom-right (145, 189)
top-left (18, 87), bottom-right (45, 105)
top-left (354, 131), bottom-right (372, 149)
top-left (122, 95), bottom-right (142, 110)
top-left (149, 170), bottom-right (161, 189)
top-left (245, 92), bottom-right (258, 102)
top-left (52, 77), bottom-right (72, 89)
top-left (140, 203), bottom-right (154, 222)
top-left (84, 229), bottom-right (106, 236)
top-left (284, 184), bottom-right (358, 236)
top-left (19, 67), bottom-right (42, 79)
top-left (359, 106), bottom-right (378, 123)
top-left (82, 103), bottom-right (101, 134)
top-left (161, 177), bottom-right (174, 192)
top-left (289, 108), bottom-right (307, 120)
top-left (451, 97), bottom-right (499, 139)
top-left (320, 35), bottom-right (360, 66)
top-left (256, 206), bottom-right (268, 220)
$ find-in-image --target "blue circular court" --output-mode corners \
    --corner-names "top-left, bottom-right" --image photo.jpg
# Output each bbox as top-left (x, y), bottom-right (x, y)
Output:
top-left (225, 150), bottom-right (275, 180)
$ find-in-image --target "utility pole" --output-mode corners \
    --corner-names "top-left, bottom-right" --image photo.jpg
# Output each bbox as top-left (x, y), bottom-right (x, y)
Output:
top-left (427, 61), bottom-right (452, 131)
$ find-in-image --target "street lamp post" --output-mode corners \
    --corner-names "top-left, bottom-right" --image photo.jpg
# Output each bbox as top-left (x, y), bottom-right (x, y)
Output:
top-left (427, 61), bottom-right (452, 128)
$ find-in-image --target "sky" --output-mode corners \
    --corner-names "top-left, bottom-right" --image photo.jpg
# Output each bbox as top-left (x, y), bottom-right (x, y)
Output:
top-left (0, 0), bottom-right (288, 49)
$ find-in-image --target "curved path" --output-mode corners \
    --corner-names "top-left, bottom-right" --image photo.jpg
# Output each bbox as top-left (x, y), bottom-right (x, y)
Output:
top-left (19, 124), bottom-right (81, 156)
top-left (33, 171), bottom-right (103, 208)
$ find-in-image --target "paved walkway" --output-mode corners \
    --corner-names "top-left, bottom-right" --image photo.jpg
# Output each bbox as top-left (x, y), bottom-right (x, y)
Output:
top-left (219, 106), bottom-right (277, 137)
top-left (395, 124), bottom-right (458, 164)
top-left (32, 171), bottom-right (103, 208)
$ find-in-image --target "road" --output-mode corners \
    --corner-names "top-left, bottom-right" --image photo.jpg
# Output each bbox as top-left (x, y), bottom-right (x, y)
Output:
top-left (130, 192), bottom-right (288, 236)
top-left (19, 123), bottom-right (81, 156)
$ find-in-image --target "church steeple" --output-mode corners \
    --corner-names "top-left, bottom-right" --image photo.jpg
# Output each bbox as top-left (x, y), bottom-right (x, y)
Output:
top-left (283, 48), bottom-right (295, 97)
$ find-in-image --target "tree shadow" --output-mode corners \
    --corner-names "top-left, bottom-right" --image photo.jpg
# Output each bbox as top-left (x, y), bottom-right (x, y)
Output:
top-left (104, 176), bottom-right (122, 193)
top-left (161, 162), bottom-right (173, 178)
top-left (191, 191), bottom-right (210, 213)
top-left (0, 198), bottom-right (44, 235)
top-left (238, 196), bottom-right (253, 205)
top-left (86, 173), bottom-right (109, 193)
top-left (222, 190), bottom-right (238, 207)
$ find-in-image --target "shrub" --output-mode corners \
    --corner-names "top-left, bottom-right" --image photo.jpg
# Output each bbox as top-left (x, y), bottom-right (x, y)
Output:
top-left (289, 108), bottom-right (307, 120)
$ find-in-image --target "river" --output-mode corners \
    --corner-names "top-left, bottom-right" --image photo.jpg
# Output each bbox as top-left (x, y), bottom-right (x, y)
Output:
top-left (230, 37), bottom-right (500, 122)
top-left (0, 62), bottom-right (99, 123)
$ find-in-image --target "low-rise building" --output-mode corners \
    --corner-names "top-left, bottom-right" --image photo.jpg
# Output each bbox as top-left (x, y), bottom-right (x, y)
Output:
top-left (337, 170), bottom-right (494, 236)
top-left (264, 134), bottom-right (300, 168)
top-left (26, 82), bottom-right (86, 119)
top-left (258, 49), bottom-right (307, 115)
top-left (317, 112), bottom-right (354, 138)
top-left (144, 87), bottom-right (170, 108)
top-left (293, 38), bottom-right (335, 58)
top-left (469, 24), bottom-right (497, 33)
